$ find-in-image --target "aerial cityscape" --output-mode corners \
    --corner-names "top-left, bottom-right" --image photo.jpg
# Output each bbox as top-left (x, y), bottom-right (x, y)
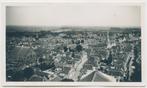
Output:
top-left (6, 26), bottom-right (141, 82)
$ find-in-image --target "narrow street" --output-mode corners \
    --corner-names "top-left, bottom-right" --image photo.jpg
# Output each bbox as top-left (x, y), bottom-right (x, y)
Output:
top-left (68, 51), bottom-right (88, 81)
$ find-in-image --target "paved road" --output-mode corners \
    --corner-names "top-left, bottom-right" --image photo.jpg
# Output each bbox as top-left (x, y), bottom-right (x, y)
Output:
top-left (68, 51), bottom-right (88, 81)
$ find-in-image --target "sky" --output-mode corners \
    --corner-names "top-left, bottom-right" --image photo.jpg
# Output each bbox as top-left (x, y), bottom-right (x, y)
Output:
top-left (6, 4), bottom-right (141, 27)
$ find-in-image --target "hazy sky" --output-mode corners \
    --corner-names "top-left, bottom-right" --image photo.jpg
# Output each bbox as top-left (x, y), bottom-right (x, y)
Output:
top-left (6, 4), bottom-right (141, 27)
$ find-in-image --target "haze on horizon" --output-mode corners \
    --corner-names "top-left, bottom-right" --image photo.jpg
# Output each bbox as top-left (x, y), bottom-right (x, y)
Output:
top-left (6, 4), bottom-right (141, 27)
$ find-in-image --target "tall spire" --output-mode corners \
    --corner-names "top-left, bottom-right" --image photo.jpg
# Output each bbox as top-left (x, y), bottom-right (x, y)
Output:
top-left (107, 31), bottom-right (111, 49)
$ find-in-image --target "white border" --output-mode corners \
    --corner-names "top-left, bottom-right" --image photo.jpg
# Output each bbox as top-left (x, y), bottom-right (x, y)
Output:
top-left (0, 0), bottom-right (146, 87)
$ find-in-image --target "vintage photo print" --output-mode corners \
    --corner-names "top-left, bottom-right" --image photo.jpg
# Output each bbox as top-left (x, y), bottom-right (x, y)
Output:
top-left (1, 2), bottom-right (145, 87)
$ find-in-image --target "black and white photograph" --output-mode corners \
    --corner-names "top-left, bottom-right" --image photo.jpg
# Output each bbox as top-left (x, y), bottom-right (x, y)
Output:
top-left (5, 3), bottom-right (142, 83)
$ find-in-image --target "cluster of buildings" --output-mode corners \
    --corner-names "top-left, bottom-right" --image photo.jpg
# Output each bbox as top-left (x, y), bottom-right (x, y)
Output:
top-left (6, 28), bottom-right (141, 82)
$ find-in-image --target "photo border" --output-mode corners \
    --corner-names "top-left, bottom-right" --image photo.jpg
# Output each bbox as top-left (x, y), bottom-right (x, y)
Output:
top-left (0, 0), bottom-right (146, 87)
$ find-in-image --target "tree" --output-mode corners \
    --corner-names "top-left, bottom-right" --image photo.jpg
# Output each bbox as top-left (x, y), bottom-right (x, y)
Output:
top-left (107, 51), bottom-right (112, 65)
top-left (11, 70), bottom-right (25, 81)
top-left (63, 46), bottom-right (68, 52)
top-left (131, 61), bottom-right (141, 82)
top-left (72, 40), bottom-right (74, 44)
top-left (23, 67), bottom-right (34, 79)
top-left (71, 52), bottom-right (75, 58)
top-left (76, 44), bottom-right (83, 52)
top-left (39, 58), bottom-right (44, 64)
top-left (81, 40), bottom-right (84, 43)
